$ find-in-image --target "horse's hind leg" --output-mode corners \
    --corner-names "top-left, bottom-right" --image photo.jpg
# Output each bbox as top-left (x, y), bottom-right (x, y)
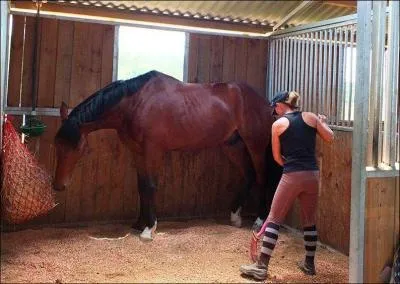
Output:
top-left (222, 140), bottom-right (256, 228)
top-left (241, 136), bottom-right (269, 231)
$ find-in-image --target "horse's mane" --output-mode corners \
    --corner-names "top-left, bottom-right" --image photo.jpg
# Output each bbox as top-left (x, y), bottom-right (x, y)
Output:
top-left (55, 70), bottom-right (160, 147)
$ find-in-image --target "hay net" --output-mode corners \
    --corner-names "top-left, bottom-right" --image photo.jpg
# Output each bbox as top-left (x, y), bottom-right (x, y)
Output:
top-left (1, 117), bottom-right (56, 224)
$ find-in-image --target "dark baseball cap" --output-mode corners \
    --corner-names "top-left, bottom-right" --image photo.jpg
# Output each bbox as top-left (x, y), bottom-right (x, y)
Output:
top-left (270, 91), bottom-right (289, 107)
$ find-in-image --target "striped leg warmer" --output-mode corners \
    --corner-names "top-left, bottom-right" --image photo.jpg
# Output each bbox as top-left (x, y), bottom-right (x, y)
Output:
top-left (260, 222), bottom-right (280, 264)
top-left (304, 225), bottom-right (317, 264)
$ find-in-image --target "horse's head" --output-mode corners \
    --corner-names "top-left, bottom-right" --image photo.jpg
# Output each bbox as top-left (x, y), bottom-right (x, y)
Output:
top-left (53, 102), bottom-right (89, 191)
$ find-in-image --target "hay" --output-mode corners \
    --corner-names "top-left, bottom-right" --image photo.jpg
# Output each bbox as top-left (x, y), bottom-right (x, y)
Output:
top-left (1, 118), bottom-right (56, 224)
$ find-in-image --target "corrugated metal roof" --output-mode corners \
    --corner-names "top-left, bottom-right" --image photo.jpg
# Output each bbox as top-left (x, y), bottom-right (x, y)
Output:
top-left (21, 1), bottom-right (357, 33)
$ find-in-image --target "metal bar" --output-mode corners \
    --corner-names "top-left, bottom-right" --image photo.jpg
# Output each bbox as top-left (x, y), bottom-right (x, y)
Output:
top-left (342, 26), bottom-right (349, 126)
top-left (273, 1), bottom-right (313, 31)
top-left (268, 40), bottom-right (274, 100)
top-left (318, 30), bottom-right (323, 114)
top-left (348, 27), bottom-right (355, 122)
top-left (313, 31), bottom-right (318, 114)
top-left (337, 27), bottom-right (344, 125)
top-left (367, 1), bottom-right (386, 167)
top-left (285, 36), bottom-right (290, 90)
top-left (1, 2), bottom-right (11, 148)
top-left (322, 29), bottom-right (328, 116)
top-left (5, 106), bottom-right (64, 116)
top-left (349, 2), bottom-right (372, 283)
top-left (271, 13), bottom-right (357, 37)
top-left (294, 36), bottom-right (299, 92)
top-left (277, 39), bottom-right (281, 92)
top-left (282, 37), bottom-right (287, 91)
top-left (304, 33), bottom-right (310, 110)
top-left (309, 32), bottom-right (315, 112)
top-left (300, 34), bottom-right (305, 98)
top-left (288, 37), bottom-right (294, 91)
top-left (383, 0), bottom-right (400, 166)
top-left (327, 28), bottom-right (333, 122)
top-left (332, 27), bottom-right (338, 125)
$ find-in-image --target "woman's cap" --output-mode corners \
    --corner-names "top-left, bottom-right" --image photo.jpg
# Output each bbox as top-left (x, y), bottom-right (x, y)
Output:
top-left (271, 91), bottom-right (300, 108)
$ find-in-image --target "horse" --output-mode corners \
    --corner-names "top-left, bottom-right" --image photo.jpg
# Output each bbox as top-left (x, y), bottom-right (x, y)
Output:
top-left (53, 70), bottom-right (282, 240)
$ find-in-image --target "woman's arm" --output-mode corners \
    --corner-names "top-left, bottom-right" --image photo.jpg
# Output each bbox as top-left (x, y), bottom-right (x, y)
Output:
top-left (316, 114), bottom-right (334, 143)
top-left (271, 120), bottom-right (285, 166)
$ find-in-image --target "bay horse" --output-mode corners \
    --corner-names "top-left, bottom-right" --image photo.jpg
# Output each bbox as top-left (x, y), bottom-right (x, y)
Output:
top-left (53, 70), bottom-right (281, 240)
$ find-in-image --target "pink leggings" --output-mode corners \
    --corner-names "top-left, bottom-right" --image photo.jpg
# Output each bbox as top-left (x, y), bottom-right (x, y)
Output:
top-left (266, 170), bottom-right (319, 227)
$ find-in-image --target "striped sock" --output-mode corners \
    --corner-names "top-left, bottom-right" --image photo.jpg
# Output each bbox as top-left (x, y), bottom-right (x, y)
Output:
top-left (304, 225), bottom-right (317, 264)
top-left (259, 222), bottom-right (280, 264)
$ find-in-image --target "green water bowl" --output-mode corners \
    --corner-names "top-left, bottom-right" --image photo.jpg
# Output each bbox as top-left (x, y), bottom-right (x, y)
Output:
top-left (20, 116), bottom-right (47, 137)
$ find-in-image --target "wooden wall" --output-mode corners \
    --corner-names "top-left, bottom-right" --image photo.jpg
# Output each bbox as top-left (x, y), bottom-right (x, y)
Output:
top-left (4, 16), bottom-right (270, 226)
top-left (364, 176), bottom-right (399, 283)
top-left (284, 130), bottom-right (352, 254)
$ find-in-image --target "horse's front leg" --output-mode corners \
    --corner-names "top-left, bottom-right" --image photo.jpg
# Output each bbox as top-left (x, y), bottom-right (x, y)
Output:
top-left (136, 143), bottom-right (163, 241)
top-left (137, 174), bottom-right (158, 241)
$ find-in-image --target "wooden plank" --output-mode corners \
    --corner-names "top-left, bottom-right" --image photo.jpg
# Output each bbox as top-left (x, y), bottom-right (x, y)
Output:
top-left (234, 38), bottom-right (248, 82)
top-left (93, 132), bottom-right (112, 220)
top-left (108, 132), bottom-right (127, 220)
top-left (197, 34), bottom-right (211, 83)
top-left (79, 133), bottom-right (99, 222)
top-left (37, 18), bottom-right (58, 107)
top-left (222, 36), bottom-right (236, 82)
top-left (20, 16), bottom-right (35, 107)
top-left (69, 21), bottom-right (91, 107)
top-left (187, 34), bottom-right (199, 83)
top-left (364, 177), bottom-right (397, 283)
top-left (210, 35), bottom-right (223, 82)
top-left (122, 149), bottom-right (138, 219)
top-left (260, 40), bottom-right (269, 97)
top-left (64, 156), bottom-right (83, 223)
top-left (246, 39), bottom-right (262, 93)
top-left (7, 15), bottom-right (24, 107)
top-left (101, 24), bottom-right (114, 87)
top-left (54, 20), bottom-right (74, 107)
top-left (47, 119), bottom-right (67, 223)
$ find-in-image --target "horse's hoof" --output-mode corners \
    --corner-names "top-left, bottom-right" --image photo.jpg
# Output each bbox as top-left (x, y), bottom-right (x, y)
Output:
top-left (139, 228), bottom-right (153, 242)
top-left (139, 220), bottom-right (157, 242)
top-left (252, 217), bottom-right (264, 232)
top-left (230, 211), bottom-right (242, 228)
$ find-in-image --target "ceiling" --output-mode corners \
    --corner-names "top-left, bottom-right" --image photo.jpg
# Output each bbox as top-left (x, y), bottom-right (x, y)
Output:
top-left (11, 0), bottom-right (357, 35)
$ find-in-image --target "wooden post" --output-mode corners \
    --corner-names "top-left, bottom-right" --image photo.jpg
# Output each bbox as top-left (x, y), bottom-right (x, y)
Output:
top-left (349, 1), bottom-right (371, 283)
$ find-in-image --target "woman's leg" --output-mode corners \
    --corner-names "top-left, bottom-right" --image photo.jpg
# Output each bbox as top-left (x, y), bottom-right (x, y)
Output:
top-left (240, 173), bottom-right (300, 280)
top-left (297, 171), bottom-right (319, 275)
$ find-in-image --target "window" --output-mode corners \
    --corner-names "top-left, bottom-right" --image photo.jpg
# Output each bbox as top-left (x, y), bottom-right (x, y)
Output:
top-left (117, 26), bottom-right (186, 81)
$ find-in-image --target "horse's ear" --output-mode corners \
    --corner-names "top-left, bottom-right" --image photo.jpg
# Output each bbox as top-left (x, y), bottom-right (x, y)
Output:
top-left (60, 101), bottom-right (68, 121)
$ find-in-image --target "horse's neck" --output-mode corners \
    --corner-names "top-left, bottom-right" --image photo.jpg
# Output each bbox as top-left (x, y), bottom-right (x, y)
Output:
top-left (79, 111), bottom-right (121, 134)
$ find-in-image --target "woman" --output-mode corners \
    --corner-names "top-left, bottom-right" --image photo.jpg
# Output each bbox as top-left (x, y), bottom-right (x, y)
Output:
top-left (239, 91), bottom-right (334, 280)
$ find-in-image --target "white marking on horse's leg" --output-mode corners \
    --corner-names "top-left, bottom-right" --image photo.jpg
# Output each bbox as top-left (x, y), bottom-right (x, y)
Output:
top-left (230, 207), bottom-right (242, 228)
top-left (139, 220), bottom-right (157, 241)
top-left (252, 217), bottom-right (264, 232)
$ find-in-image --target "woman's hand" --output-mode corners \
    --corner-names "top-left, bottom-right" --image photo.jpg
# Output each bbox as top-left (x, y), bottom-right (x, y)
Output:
top-left (317, 113), bottom-right (327, 123)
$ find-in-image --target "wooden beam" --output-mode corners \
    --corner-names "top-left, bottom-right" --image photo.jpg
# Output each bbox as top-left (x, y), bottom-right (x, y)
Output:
top-left (323, 1), bottom-right (357, 8)
top-left (273, 1), bottom-right (313, 31)
top-left (11, 1), bottom-right (272, 35)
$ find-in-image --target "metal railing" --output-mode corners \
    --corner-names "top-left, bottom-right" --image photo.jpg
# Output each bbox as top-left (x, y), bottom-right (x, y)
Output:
top-left (267, 9), bottom-right (399, 168)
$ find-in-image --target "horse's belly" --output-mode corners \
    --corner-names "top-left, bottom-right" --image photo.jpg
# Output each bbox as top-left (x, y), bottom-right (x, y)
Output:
top-left (156, 121), bottom-right (235, 150)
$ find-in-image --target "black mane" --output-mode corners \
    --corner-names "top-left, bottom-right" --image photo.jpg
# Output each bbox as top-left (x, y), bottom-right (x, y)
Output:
top-left (55, 70), bottom-right (159, 147)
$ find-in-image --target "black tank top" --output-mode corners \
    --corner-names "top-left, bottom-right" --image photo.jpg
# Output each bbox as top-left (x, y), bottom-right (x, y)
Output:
top-left (279, 111), bottom-right (318, 173)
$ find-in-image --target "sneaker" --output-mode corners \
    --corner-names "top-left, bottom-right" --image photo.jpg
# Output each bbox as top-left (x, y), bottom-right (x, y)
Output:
top-left (297, 260), bottom-right (316, 275)
top-left (240, 262), bottom-right (268, 280)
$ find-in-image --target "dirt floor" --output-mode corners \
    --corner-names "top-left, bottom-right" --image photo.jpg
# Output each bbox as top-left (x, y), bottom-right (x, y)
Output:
top-left (1, 218), bottom-right (348, 283)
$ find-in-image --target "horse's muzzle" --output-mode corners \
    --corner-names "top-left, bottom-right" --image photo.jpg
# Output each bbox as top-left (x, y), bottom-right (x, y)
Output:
top-left (52, 182), bottom-right (66, 192)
